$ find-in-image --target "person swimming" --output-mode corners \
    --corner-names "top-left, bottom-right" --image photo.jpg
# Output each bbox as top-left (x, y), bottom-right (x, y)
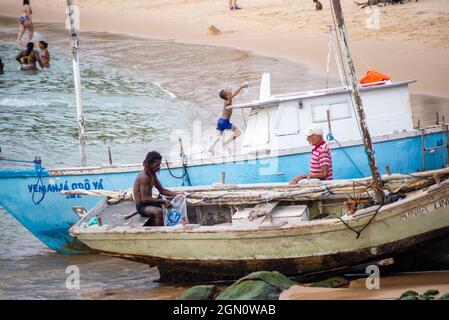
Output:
top-left (18, 0), bottom-right (33, 42)
top-left (38, 41), bottom-right (50, 68)
top-left (16, 42), bottom-right (42, 71)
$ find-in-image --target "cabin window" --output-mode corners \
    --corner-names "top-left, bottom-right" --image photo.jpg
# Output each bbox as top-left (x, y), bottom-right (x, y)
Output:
top-left (274, 104), bottom-right (300, 136)
top-left (311, 100), bottom-right (351, 123)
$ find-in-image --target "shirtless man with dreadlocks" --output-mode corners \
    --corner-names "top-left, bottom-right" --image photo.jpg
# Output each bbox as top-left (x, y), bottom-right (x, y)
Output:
top-left (133, 151), bottom-right (180, 226)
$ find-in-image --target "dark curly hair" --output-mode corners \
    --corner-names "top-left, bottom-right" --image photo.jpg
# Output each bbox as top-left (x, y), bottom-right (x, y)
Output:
top-left (143, 151), bottom-right (162, 176)
top-left (219, 89), bottom-right (228, 100)
top-left (39, 40), bottom-right (48, 49)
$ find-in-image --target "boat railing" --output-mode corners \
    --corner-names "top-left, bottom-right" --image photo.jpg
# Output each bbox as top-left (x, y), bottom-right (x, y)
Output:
top-left (230, 80), bottom-right (416, 110)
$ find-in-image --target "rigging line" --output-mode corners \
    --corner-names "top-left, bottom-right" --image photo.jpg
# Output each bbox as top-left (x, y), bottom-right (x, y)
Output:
top-left (0, 158), bottom-right (36, 164)
top-left (338, 202), bottom-right (383, 239)
top-left (165, 159), bottom-right (186, 179)
top-left (351, 49), bottom-right (372, 70)
top-left (181, 153), bottom-right (192, 187)
top-left (241, 108), bottom-right (247, 127)
top-left (329, 0), bottom-right (365, 147)
top-left (32, 166), bottom-right (46, 205)
top-left (327, 133), bottom-right (365, 178)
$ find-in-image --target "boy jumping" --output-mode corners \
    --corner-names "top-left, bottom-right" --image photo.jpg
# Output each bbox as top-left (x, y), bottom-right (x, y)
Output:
top-left (208, 84), bottom-right (247, 155)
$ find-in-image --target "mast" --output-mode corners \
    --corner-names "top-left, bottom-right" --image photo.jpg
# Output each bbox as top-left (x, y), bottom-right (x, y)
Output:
top-left (66, 0), bottom-right (87, 167)
top-left (330, 0), bottom-right (384, 203)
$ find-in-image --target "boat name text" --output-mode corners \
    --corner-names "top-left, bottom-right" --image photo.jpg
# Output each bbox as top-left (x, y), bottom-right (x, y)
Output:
top-left (27, 178), bottom-right (104, 199)
top-left (402, 196), bottom-right (449, 219)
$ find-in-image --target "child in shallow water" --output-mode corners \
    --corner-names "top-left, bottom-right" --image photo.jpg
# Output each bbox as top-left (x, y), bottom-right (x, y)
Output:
top-left (38, 41), bottom-right (50, 68)
top-left (16, 42), bottom-right (42, 71)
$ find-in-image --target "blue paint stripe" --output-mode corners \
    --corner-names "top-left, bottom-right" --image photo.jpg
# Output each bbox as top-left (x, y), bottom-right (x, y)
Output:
top-left (0, 168), bottom-right (49, 178)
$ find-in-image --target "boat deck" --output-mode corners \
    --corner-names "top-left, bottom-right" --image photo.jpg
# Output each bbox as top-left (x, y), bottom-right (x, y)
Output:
top-left (89, 199), bottom-right (314, 234)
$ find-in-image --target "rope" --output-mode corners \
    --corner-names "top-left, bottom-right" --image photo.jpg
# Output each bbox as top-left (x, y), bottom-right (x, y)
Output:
top-left (352, 179), bottom-right (374, 200)
top-left (328, 0), bottom-right (365, 144)
top-left (181, 152), bottom-right (192, 187)
top-left (0, 156), bottom-right (47, 205)
top-left (165, 160), bottom-right (186, 179)
top-left (32, 164), bottom-right (46, 205)
top-left (165, 156), bottom-right (192, 186)
top-left (351, 49), bottom-right (372, 70)
top-left (326, 132), bottom-right (365, 178)
top-left (401, 172), bottom-right (433, 181)
top-left (241, 108), bottom-right (247, 127)
top-left (321, 184), bottom-right (335, 196)
top-left (0, 158), bottom-right (36, 165)
top-left (337, 202), bottom-right (384, 239)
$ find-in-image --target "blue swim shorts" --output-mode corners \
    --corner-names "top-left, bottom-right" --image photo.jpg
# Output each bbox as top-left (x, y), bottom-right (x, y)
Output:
top-left (216, 118), bottom-right (233, 132)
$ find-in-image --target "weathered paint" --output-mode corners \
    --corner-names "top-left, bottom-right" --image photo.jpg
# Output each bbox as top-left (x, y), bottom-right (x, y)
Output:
top-left (1, 129), bottom-right (448, 254)
top-left (72, 184), bottom-right (449, 281)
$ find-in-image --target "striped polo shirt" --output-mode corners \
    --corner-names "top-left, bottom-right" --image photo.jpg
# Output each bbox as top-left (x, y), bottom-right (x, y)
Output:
top-left (310, 140), bottom-right (333, 180)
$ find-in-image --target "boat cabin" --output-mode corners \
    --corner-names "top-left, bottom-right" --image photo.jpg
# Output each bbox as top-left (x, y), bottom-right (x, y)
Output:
top-left (233, 73), bottom-right (416, 154)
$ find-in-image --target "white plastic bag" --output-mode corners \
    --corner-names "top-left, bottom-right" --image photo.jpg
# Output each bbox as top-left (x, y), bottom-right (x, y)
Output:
top-left (163, 194), bottom-right (189, 226)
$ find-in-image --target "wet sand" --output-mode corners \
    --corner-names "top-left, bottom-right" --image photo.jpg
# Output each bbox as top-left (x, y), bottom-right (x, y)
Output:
top-left (281, 271), bottom-right (449, 300)
top-left (0, 0), bottom-right (448, 97)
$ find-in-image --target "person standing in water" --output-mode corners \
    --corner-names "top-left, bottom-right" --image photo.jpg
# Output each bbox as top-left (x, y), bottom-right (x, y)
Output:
top-left (18, 0), bottom-right (34, 42)
top-left (16, 42), bottom-right (42, 71)
top-left (208, 83), bottom-right (247, 155)
top-left (0, 56), bottom-right (4, 75)
top-left (38, 41), bottom-right (50, 68)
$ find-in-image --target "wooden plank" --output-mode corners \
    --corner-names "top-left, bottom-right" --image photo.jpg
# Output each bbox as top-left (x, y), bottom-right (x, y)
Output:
top-left (232, 202), bottom-right (280, 221)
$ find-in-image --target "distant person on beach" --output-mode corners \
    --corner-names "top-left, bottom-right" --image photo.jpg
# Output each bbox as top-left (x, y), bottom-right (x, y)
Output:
top-left (229, 0), bottom-right (241, 10)
top-left (133, 151), bottom-right (180, 226)
top-left (0, 56), bottom-right (4, 75)
top-left (16, 42), bottom-right (42, 71)
top-left (313, 0), bottom-right (323, 10)
top-left (18, 0), bottom-right (33, 42)
top-left (208, 84), bottom-right (247, 155)
top-left (38, 41), bottom-right (50, 68)
top-left (289, 125), bottom-right (333, 185)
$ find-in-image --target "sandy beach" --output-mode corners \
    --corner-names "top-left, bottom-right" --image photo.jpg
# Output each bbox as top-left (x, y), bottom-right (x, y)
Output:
top-left (281, 271), bottom-right (449, 300)
top-left (1, 0), bottom-right (449, 97)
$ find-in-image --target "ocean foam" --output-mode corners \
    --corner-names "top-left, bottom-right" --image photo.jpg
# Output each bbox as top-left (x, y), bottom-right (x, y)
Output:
top-left (153, 81), bottom-right (177, 99)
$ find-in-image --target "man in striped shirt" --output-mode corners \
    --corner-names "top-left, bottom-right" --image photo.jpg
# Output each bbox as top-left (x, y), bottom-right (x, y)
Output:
top-left (289, 125), bottom-right (333, 185)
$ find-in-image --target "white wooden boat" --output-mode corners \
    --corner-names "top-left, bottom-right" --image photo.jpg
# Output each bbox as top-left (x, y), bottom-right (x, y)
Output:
top-left (69, 168), bottom-right (449, 282)
top-left (69, 0), bottom-right (449, 281)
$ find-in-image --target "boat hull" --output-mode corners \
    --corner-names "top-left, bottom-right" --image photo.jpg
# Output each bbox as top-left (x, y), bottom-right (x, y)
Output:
top-left (1, 129), bottom-right (447, 253)
top-left (72, 184), bottom-right (449, 282)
